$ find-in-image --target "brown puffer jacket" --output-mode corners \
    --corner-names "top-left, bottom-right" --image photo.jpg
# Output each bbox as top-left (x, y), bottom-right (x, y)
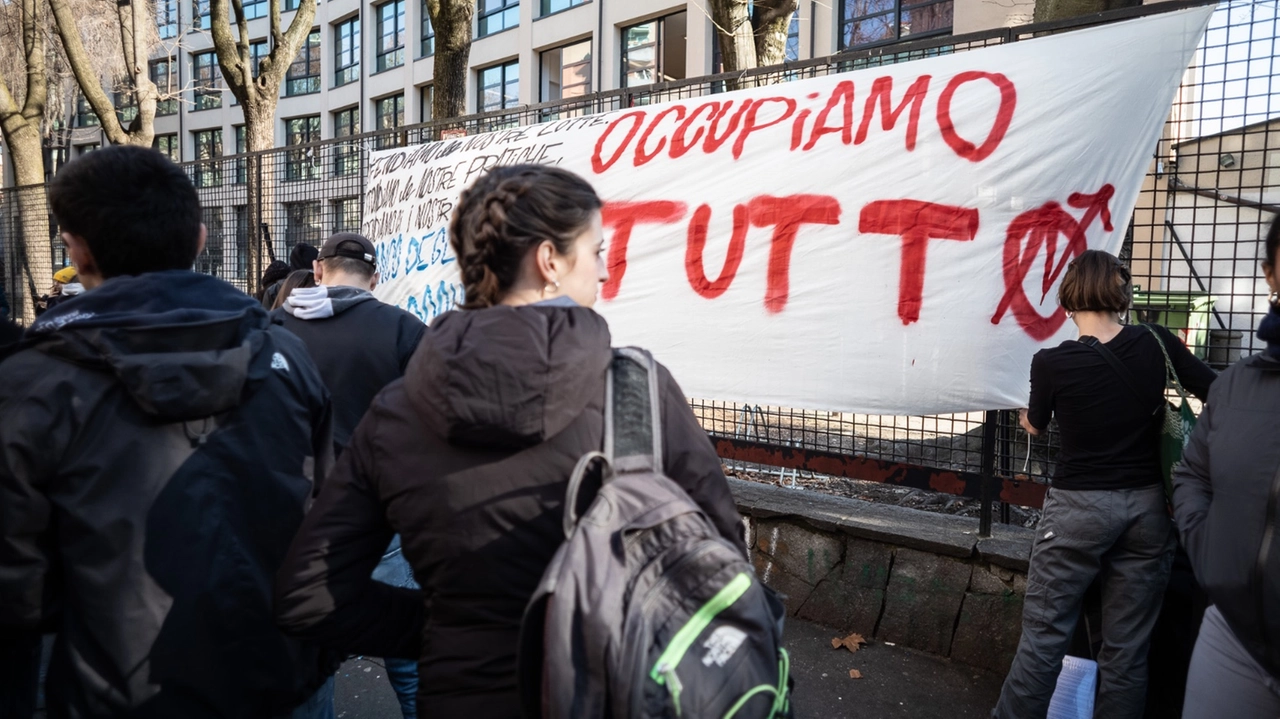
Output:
top-left (275, 304), bottom-right (744, 716)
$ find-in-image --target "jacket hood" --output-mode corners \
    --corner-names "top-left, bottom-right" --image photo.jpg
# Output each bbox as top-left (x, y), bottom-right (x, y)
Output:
top-left (281, 285), bottom-right (375, 320)
top-left (27, 271), bottom-right (273, 421)
top-left (406, 305), bottom-right (612, 449)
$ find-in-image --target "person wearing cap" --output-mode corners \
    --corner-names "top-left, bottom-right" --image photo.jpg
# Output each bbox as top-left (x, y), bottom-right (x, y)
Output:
top-left (37, 266), bottom-right (85, 315)
top-left (271, 231), bottom-right (426, 719)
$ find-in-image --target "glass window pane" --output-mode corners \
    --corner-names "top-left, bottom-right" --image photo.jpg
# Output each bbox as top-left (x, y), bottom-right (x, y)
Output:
top-left (902, 1), bottom-right (952, 36)
top-left (562, 40), bottom-right (590, 65)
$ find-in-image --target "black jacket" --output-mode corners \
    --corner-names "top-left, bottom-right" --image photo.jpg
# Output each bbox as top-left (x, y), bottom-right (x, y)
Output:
top-left (274, 305), bottom-right (744, 716)
top-left (271, 286), bottom-right (425, 451)
top-left (0, 271), bottom-right (337, 717)
top-left (1174, 351), bottom-right (1280, 680)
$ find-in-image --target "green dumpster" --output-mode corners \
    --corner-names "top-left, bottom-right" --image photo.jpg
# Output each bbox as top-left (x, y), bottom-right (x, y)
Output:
top-left (1131, 289), bottom-right (1214, 359)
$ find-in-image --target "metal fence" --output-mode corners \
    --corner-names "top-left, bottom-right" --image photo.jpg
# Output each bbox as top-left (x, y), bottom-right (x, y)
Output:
top-left (2, 0), bottom-right (1273, 530)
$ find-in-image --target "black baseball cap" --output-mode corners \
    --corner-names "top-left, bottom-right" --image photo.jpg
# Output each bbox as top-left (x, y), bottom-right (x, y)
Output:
top-left (319, 232), bottom-right (376, 267)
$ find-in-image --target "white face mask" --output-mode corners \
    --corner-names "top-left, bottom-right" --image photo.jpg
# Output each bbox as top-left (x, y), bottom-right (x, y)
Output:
top-left (61, 282), bottom-right (85, 296)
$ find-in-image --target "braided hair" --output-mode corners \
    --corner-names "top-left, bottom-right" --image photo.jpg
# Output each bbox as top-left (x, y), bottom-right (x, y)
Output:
top-left (449, 164), bottom-right (601, 309)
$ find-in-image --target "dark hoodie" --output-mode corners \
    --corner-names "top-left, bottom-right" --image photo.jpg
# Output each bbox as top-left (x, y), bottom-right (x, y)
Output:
top-left (0, 271), bottom-right (337, 717)
top-left (274, 304), bottom-right (743, 716)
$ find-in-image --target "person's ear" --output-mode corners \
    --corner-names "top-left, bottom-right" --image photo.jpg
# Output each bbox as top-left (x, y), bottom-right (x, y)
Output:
top-left (313, 259), bottom-right (325, 282)
top-left (369, 271), bottom-right (379, 291)
top-left (62, 232), bottom-right (104, 290)
top-left (535, 240), bottom-right (558, 286)
top-left (197, 223), bottom-right (207, 256)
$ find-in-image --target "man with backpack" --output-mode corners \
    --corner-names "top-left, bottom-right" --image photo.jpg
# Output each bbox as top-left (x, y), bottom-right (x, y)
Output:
top-left (0, 146), bottom-right (338, 717)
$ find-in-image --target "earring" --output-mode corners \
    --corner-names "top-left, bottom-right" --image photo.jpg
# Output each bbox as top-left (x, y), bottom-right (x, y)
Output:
top-left (544, 279), bottom-right (560, 295)
top-left (1270, 290), bottom-right (1279, 306)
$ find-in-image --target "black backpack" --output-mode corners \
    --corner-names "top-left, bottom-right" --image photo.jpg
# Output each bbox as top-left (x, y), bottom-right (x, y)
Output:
top-left (518, 347), bottom-right (793, 719)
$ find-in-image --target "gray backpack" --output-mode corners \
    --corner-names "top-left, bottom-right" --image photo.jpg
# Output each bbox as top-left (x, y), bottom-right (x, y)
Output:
top-left (517, 348), bottom-right (793, 719)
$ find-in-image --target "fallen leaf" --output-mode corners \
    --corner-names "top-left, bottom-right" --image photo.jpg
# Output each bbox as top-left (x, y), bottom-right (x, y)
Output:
top-left (830, 637), bottom-right (842, 649)
top-left (839, 633), bottom-right (867, 653)
top-left (849, 669), bottom-right (863, 679)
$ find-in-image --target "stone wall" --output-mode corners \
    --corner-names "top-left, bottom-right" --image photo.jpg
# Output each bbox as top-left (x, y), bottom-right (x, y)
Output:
top-left (730, 478), bottom-right (1034, 675)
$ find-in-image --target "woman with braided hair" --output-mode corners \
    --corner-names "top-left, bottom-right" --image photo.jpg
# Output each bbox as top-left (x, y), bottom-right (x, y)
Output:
top-left (275, 164), bottom-right (745, 716)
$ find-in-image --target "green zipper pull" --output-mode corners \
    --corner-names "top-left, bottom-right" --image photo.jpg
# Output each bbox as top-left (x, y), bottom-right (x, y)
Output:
top-left (656, 662), bottom-right (684, 717)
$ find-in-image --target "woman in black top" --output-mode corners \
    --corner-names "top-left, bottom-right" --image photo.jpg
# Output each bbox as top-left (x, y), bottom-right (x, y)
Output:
top-left (993, 250), bottom-right (1215, 719)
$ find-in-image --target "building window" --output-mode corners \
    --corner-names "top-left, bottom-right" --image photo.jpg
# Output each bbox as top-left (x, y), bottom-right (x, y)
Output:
top-left (153, 133), bottom-right (179, 162)
top-left (335, 17), bottom-right (360, 86)
top-left (839, 0), bottom-right (952, 49)
top-left (192, 0), bottom-right (209, 30)
top-left (786, 10), bottom-right (800, 61)
top-left (334, 107), bottom-right (360, 176)
top-left (478, 0), bottom-right (518, 37)
top-left (193, 51), bottom-right (222, 110)
top-left (375, 0), bottom-right (405, 71)
top-left (540, 39), bottom-right (591, 102)
top-left (73, 94), bottom-right (99, 127)
top-left (540, 0), bottom-right (584, 16)
top-left (286, 30), bottom-right (321, 95)
top-left (333, 197), bottom-right (361, 233)
top-left (150, 59), bottom-right (179, 116)
top-left (156, 0), bottom-right (178, 38)
top-left (479, 61), bottom-right (518, 113)
top-left (76, 143), bottom-right (100, 157)
top-left (285, 201), bottom-right (323, 246)
top-left (249, 40), bottom-right (269, 79)
top-left (234, 125), bottom-right (247, 184)
top-left (195, 207), bottom-right (223, 276)
top-left (420, 2), bottom-right (434, 57)
top-left (242, 0), bottom-right (266, 19)
top-left (419, 84), bottom-right (433, 123)
top-left (284, 0), bottom-right (299, 11)
top-left (115, 88), bottom-right (139, 125)
top-left (621, 11), bottom-right (686, 88)
top-left (374, 94), bottom-right (404, 149)
top-left (285, 115), bottom-right (321, 181)
top-left (193, 128), bottom-right (223, 188)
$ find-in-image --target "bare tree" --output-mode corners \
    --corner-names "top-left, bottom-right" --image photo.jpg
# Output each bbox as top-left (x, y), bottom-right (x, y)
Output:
top-left (1034, 0), bottom-right (1140, 22)
top-left (49, 0), bottom-right (161, 148)
top-left (207, 0), bottom-right (317, 291)
top-left (425, 0), bottom-right (474, 120)
top-left (708, 0), bottom-right (799, 88)
top-left (0, 0), bottom-right (52, 323)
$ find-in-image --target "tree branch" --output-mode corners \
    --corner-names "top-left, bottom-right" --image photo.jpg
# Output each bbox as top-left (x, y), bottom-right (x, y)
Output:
top-left (209, 0), bottom-right (249, 97)
top-left (265, 0), bottom-right (315, 87)
top-left (19, 0), bottom-right (45, 120)
top-left (49, 0), bottom-right (130, 144)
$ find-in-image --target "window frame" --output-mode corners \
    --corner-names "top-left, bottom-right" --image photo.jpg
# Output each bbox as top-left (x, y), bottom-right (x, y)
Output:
top-left (234, 125), bottom-right (247, 184)
top-left (420, 1), bottom-right (435, 57)
top-left (540, 39), bottom-right (591, 102)
top-left (375, 0), bottom-right (406, 72)
top-left (335, 17), bottom-right (361, 86)
top-left (156, 0), bottom-right (178, 38)
top-left (192, 51), bottom-right (222, 111)
top-left (620, 18), bottom-right (659, 89)
top-left (333, 106), bottom-right (361, 176)
top-left (477, 0), bottom-right (518, 37)
top-left (73, 94), bottom-right (99, 128)
top-left (837, 0), bottom-right (953, 50)
top-left (153, 133), bottom-right (180, 162)
top-left (286, 29), bottom-right (322, 96)
top-left (285, 115), bottom-right (322, 182)
top-left (150, 58), bottom-right (179, 115)
top-left (478, 60), bottom-right (519, 113)
top-left (539, 0), bottom-right (585, 17)
top-left (192, 0), bottom-right (209, 30)
top-left (374, 94), bottom-right (404, 149)
top-left (193, 127), bottom-right (223, 188)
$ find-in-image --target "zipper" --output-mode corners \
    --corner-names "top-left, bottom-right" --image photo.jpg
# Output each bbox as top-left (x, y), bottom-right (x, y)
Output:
top-left (650, 572), bottom-right (754, 714)
top-left (640, 542), bottom-right (720, 617)
top-left (1255, 461), bottom-right (1280, 653)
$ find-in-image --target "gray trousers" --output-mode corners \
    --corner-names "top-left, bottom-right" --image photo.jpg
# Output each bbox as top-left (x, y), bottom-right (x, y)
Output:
top-left (1183, 605), bottom-right (1280, 719)
top-left (993, 485), bottom-right (1175, 719)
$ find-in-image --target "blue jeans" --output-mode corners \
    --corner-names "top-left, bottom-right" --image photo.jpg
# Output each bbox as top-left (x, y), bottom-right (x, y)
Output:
top-left (373, 536), bottom-right (419, 719)
top-left (286, 675), bottom-right (334, 719)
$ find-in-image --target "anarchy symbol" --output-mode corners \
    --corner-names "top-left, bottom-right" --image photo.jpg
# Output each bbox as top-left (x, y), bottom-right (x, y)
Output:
top-left (991, 184), bottom-right (1115, 341)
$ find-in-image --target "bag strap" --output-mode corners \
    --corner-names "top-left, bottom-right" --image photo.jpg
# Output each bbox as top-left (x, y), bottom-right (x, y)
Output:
top-left (1079, 335), bottom-right (1162, 416)
top-left (561, 347), bottom-right (663, 539)
top-left (1141, 324), bottom-right (1190, 403)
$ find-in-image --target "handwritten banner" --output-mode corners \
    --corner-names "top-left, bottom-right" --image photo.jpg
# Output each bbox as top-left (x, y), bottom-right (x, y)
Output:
top-left (366, 7), bottom-right (1213, 415)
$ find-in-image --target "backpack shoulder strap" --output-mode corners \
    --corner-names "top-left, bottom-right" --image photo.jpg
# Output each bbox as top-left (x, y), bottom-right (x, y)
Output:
top-left (606, 347), bottom-right (662, 474)
top-left (1079, 335), bottom-right (1161, 416)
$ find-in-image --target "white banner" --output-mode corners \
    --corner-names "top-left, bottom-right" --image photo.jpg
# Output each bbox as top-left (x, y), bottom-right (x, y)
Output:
top-left (366, 7), bottom-right (1213, 415)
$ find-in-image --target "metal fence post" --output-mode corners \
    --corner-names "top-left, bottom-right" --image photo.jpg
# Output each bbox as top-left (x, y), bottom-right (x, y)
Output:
top-left (979, 409), bottom-right (998, 538)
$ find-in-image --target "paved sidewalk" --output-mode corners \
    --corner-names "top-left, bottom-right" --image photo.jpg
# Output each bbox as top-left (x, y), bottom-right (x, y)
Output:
top-left (334, 617), bottom-right (1004, 717)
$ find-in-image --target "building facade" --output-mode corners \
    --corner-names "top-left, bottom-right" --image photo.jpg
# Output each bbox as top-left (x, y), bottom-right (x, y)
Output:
top-left (26, 0), bottom-right (1031, 174)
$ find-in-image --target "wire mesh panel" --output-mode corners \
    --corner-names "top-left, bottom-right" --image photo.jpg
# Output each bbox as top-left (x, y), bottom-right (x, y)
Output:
top-left (3, 1), bottom-right (1271, 517)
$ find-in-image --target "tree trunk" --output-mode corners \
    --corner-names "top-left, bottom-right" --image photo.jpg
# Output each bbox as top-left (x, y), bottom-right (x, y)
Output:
top-left (709, 0), bottom-right (757, 90)
top-left (428, 0), bottom-right (475, 120)
top-left (242, 100), bottom-right (277, 295)
top-left (3, 134), bottom-right (51, 325)
top-left (1033, 0), bottom-right (1140, 22)
top-left (753, 0), bottom-right (798, 68)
